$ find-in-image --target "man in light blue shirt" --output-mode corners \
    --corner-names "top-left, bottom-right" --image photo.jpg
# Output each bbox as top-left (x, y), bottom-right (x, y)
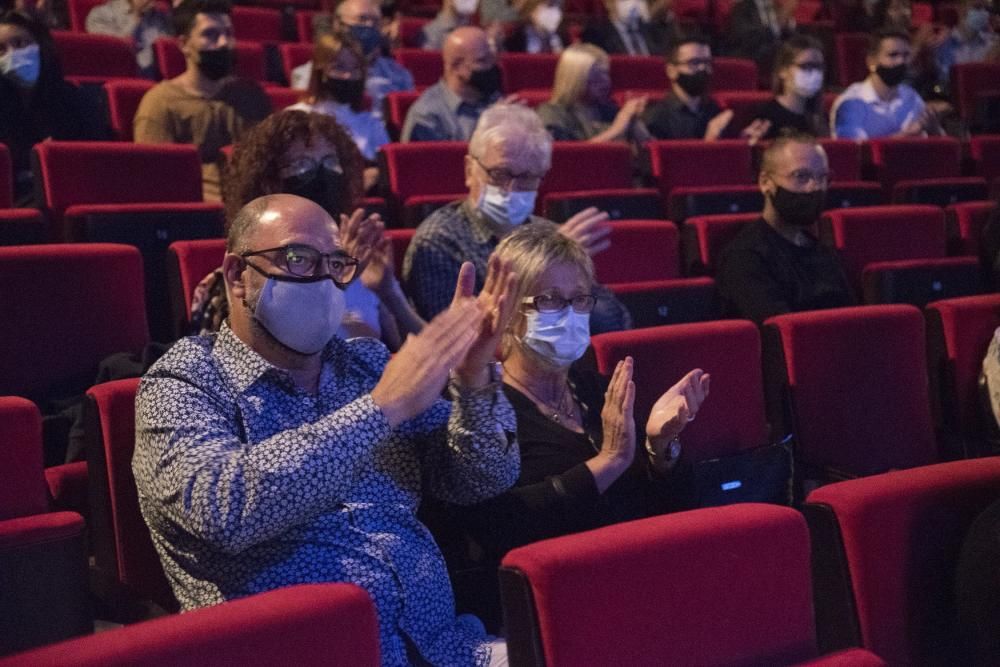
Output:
top-left (832, 29), bottom-right (941, 139)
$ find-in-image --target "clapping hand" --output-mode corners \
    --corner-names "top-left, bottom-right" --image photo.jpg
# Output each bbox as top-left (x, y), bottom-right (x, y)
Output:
top-left (339, 208), bottom-right (383, 270)
top-left (451, 257), bottom-right (518, 389)
top-left (645, 368), bottom-right (711, 448)
top-left (559, 207), bottom-right (612, 256)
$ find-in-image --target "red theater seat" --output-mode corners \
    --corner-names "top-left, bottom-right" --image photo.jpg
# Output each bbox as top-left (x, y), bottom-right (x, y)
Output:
top-left (541, 144), bottom-right (662, 219)
top-left (804, 458), bottom-right (1000, 664)
top-left (711, 57), bottom-right (759, 91)
top-left (714, 90), bottom-right (772, 131)
top-left (384, 90), bottom-right (422, 140)
top-left (399, 17), bottom-right (430, 47)
top-left (0, 209), bottom-right (46, 245)
top-left (869, 137), bottom-right (988, 204)
top-left (382, 141), bottom-right (466, 226)
top-left (951, 63), bottom-right (1000, 125)
top-left (834, 33), bottom-right (868, 88)
top-left (295, 9), bottom-right (319, 42)
top-left (608, 55), bottom-right (667, 91)
top-left (67, 0), bottom-right (108, 31)
top-left (154, 38), bottom-right (266, 81)
top-left (231, 6), bottom-right (284, 42)
top-left (592, 219), bottom-right (679, 284)
top-left (104, 78), bottom-right (155, 141)
top-left (591, 320), bottom-right (768, 463)
top-left (52, 31), bottom-right (138, 79)
top-left (279, 42), bottom-right (313, 86)
top-left (820, 205), bottom-right (947, 292)
top-left (817, 138), bottom-right (864, 182)
top-left (926, 293), bottom-right (1000, 457)
top-left (970, 135), bottom-right (1000, 185)
top-left (395, 48), bottom-right (443, 87)
top-left (0, 244), bottom-right (149, 402)
top-left (85, 378), bottom-right (177, 617)
top-left (500, 504), bottom-right (885, 666)
top-left (682, 212), bottom-right (758, 275)
top-left (0, 583), bottom-right (380, 666)
top-left (166, 238), bottom-right (227, 339)
top-left (649, 140), bottom-right (755, 219)
top-left (763, 305), bottom-right (938, 479)
top-left (0, 397), bottom-right (91, 657)
top-left (946, 200), bottom-right (996, 257)
top-left (264, 85), bottom-right (301, 110)
top-left (861, 256), bottom-right (982, 307)
top-left (500, 52), bottom-right (559, 91)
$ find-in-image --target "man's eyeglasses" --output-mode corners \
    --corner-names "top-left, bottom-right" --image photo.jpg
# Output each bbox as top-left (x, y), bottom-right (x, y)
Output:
top-left (523, 293), bottom-right (597, 314)
top-left (473, 156), bottom-right (545, 191)
top-left (778, 169), bottom-right (830, 188)
top-left (242, 244), bottom-right (360, 285)
top-left (278, 154), bottom-right (343, 180)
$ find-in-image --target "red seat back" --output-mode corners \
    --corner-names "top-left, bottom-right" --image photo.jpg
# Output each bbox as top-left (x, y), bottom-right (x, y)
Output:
top-left (35, 141), bottom-right (204, 225)
top-left (834, 33), bottom-right (868, 88)
top-left (0, 244), bottom-right (149, 400)
top-left (279, 42), bottom-right (313, 86)
top-left (153, 38), bottom-right (266, 81)
top-left (542, 143), bottom-right (634, 197)
top-left (500, 505), bottom-right (817, 666)
top-left (500, 53), bottom-right (559, 91)
top-left (684, 212), bottom-right (758, 275)
top-left (764, 305), bottom-right (937, 476)
top-left (951, 62), bottom-right (1000, 121)
top-left (384, 90), bottom-right (422, 136)
top-left (926, 293), bottom-right (1000, 442)
top-left (649, 140), bottom-right (754, 194)
top-left (0, 583), bottom-right (380, 667)
top-left (593, 220), bottom-right (679, 283)
top-left (0, 397), bottom-right (49, 520)
top-left (382, 141), bottom-right (467, 202)
top-left (231, 6), bottom-right (284, 42)
top-left (818, 138), bottom-right (864, 182)
top-left (384, 228), bottom-right (414, 278)
top-left (295, 9), bottom-right (319, 42)
top-left (868, 137), bottom-right (962, 189)
top-left (804, 458), bottom-right (1000, 665)
top-left (946, 200), bottom-right (995, 256)
top-left (970, 135), bottom-right (1000, 183)
top-left (711, 57), bottom-right (759, 91)
top-left (608, 55), bottom-right (666, 91)
top-left (166, 238), bottom-right (227, 334)
top-left (821, 205), bottom-right (947, 291)
top-left (395, 48), bottom-right (443, 87)
top-left (104, 79), bottom-right (155, 141)
top-left (591, 320), bottom-right (769, 461)
top-left (399, 17), bottom-right (429, 47)
top-left (67, 0), bottom-right (109, 31)
top-left (52, 31), bottom-right (138, 78)
top-left (264, 85), bottom-right (301, 111)
top-left (714, 90), bottom-right (772, 132)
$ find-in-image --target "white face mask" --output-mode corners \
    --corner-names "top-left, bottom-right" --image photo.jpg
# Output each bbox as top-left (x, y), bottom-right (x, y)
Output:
top-left (520, 308), bottom-right (591, 368)
top-left (252, 276), bottom-right (347, 355)
top-left (533, 5), bottom-right (563, 33)
top-left (479, 184), bottom-right (537, 227)
top-left (0, 43), bottom-right (41, 88)
top-left (791, 67), bottom-right (823, 98)
top-left (453, 0), bottom-right (478, 15)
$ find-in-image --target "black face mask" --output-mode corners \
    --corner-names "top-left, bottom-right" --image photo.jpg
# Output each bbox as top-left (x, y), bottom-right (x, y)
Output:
top-left (468, 65), bottom-right (502, 99)
top-left (771, 185), bottom-right (826, 227)
top-left (675, 70), bottom-right (711, 97)
top-left (282, 166), bottom-right (348, 217)
top-left (197, 48), bottom-right (235, 81)
top-left (875, 63), bottom-right (908, 87)
top-left (323, 78), bottom-right (366, 107)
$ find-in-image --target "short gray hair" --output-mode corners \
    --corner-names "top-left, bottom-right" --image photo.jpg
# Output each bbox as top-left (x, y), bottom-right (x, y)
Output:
top-left (468, 103), bottom-right (553, 173)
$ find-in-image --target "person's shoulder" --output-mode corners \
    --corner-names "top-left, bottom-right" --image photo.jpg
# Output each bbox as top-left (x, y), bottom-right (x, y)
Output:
top-left (835, 81), bottom-right (869, 104)
top-left (717, 218), bottom-right (770, 265)
top-left (142, 334), bottom-right (220, 386)
top-left (897, 84), bottom-right (925, 105)
top-left (412, 201), bottom-right (468, 242)
top-left (412, 81), bottom-right (446, 106)
top-left (341, 335), bottom-right (391, 376)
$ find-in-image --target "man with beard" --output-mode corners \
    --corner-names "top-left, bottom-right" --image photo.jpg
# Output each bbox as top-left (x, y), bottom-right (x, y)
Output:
top-left (133, 0), bottom-right (270, 200)
top-left (402, 26), bottom-right (503, 142)
top-left (715, 133), bottom-right (855, 324)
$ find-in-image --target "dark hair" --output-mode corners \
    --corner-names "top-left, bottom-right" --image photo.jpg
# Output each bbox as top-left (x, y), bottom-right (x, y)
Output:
top-left (867, 27), bottom-right (910, 56)
top-left (222, 110), bottom-right (365, 224)
top-left (665, 32), bottom-right (710, 63)
top-left (0, 11), bottom-right (65, 99)
top-left (307, 30), bottom-right (367, 112)
top-left (172, 0), bottom-right (232, 37)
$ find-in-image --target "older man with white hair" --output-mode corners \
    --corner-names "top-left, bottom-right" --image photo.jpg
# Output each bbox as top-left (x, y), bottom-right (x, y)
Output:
top-left (403, 102), bottom-right (631, 333)
top-left (134, 193), bottom-right (520, 666)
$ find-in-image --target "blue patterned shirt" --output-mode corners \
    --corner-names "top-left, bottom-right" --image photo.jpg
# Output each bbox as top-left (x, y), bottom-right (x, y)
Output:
top-left (133, 324), bottom-right (518, 666)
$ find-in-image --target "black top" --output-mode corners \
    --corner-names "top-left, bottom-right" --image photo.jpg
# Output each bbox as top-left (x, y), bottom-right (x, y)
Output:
top-left (536, 100), bottom-right (618, 141)
top-left (715, 218), bottom-right (855, 324)
top-left (453, 367), bottom-right (686, 561)
top-left (642, 93), bottom-right (724, 140)
top-left (580, 18), bottom-right (674, 57)
top-left (0, 77), bottom-right (105, 204)
top-left (754, 98), bottom-right (825, 141)
top-left (955, 497), bottom-right (1000, 664)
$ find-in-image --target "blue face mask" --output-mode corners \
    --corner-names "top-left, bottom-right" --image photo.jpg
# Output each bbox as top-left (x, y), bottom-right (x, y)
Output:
top-left (478, 184), bottom-right (537, 227)
top-left (350, 24), bottom-right (383, 56)
top-left (0, 43), bottom-right (40, 88)
top-left (965, 8), bottom-right (990, 32)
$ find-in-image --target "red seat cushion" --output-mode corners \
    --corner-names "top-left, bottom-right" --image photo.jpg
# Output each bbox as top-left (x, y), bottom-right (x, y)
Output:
top-left (0, 397), bottom-right (49, 520)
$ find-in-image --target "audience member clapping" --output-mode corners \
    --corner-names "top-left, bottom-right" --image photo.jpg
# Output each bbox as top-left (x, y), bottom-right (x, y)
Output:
top-left (751, 34), bottom-right (828, 140)
top-left (288, 31), bottom-right (389, 193)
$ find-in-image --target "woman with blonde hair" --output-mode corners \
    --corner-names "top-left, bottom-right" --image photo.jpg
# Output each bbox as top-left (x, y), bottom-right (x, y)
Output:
top-left (536, 43), bottom-right (650, 143)
top-left (288, 30), bottom-right (388, 193)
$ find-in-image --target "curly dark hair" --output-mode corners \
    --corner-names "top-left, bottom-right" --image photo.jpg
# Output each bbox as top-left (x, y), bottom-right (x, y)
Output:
top-left (222, 110), bottom-right (365, 224)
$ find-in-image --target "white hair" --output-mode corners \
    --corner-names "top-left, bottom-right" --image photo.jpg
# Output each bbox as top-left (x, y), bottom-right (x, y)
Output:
top-left (468, 103), bottom-right (553, 172)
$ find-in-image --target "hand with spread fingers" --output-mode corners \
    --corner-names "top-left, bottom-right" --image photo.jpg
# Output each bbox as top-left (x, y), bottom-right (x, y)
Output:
top-left (586, 357), bottom-right (637, 493)
top-left (451, 257), bottom-right (519, 389)
top-left (338, 208), bottom-right (383, 270)
top-left (645, 368), bottom-right (711, 468)
top-left (559, 207), bottom-right (612, 256)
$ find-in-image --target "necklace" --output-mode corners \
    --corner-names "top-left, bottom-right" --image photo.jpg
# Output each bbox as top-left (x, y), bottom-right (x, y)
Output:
top-left (504, 367), bottom-right (577, 425)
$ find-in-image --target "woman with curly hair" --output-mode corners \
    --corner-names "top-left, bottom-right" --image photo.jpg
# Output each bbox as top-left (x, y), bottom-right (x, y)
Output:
top-left (192, 109), bottom-right (424, 350)
top-left (288, 31), bottom-right (388, 194)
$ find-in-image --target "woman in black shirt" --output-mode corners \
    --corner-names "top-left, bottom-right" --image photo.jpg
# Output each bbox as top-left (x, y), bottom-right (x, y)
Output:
top-left (754, 34), bottom-right (828, 141)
